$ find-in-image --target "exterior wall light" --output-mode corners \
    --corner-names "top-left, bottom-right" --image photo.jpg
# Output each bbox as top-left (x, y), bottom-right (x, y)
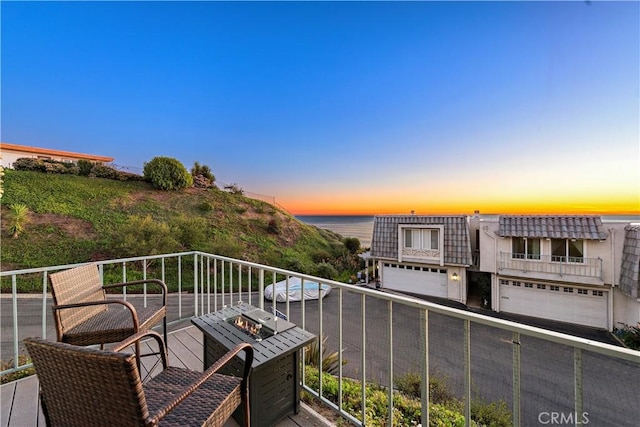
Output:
top-left (452, 272), bottom-right (459, 281)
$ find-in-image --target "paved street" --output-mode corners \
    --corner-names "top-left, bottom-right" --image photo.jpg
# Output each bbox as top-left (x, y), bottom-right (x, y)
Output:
top-left (3, 291), bottom-right (638, 426)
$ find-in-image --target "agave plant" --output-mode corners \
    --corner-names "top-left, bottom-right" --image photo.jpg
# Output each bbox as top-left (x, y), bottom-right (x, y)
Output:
top-left (304, 334), bottom-right (346, 375)
top-left (7, 203), bottom-right (29, 238)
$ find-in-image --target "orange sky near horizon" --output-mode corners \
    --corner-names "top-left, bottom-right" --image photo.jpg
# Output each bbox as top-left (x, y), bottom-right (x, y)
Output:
top-left (285, 195), bottom-right (640, 216)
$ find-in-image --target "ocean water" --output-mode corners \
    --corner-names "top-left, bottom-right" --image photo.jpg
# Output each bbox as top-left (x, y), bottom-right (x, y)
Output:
top-left (296, 215), bottom-right (374, 247)
top-left (296, 214), bottom-right (640, 248)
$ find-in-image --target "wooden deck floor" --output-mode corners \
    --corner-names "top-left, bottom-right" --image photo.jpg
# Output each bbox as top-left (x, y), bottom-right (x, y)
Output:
top-left (1, 325), bottom-right (331, 427)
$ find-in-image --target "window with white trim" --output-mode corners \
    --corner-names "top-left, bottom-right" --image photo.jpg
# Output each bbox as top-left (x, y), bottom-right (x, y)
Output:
top-left (551, 239), bottom-right (584, 263)
top-left (512, 237), bottom-right (541, 260)
top-left (404, 228), bottom-right (439, 251)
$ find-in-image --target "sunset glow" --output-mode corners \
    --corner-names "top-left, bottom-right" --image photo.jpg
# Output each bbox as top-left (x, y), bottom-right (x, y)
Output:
top-left (3, 2), bottom-right (638, 216)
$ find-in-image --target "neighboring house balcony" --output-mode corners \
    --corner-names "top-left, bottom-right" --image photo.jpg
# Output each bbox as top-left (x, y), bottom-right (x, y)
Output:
top-left (498, 251), bottom-right (603, 285)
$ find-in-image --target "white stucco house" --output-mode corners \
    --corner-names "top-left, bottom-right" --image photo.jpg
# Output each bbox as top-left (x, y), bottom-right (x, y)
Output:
top-left (0, 142), bottom-right (114, 169)
top-left (370, 215), bottom-right (472, 304)
top-left (370, 213), bottom-right (640, 331)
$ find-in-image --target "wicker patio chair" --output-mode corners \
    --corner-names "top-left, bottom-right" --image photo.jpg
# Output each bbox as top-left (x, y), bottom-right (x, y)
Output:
top-left (25, 331), bottom-right (254, 427)
top-left (49, 263), bottom-right (168, 361)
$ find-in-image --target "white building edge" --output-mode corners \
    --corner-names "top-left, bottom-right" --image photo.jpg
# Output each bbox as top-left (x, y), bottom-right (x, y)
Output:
top-left (369, 213), bottom-right (640, 331)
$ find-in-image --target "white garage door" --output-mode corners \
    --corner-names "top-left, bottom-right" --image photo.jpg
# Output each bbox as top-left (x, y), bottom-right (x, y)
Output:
top-left (383, 264), bottom-right (448, 298)
top-left (499, 281), bottom-right (607, 329)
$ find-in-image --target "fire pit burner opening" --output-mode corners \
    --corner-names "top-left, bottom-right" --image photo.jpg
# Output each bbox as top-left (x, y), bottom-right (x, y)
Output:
top-left (227, 314), bottom-right (274, 341)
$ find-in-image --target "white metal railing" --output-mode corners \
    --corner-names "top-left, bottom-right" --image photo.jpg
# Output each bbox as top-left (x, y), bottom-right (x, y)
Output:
top-left (499, 251), bottom-right (603, 279)
top-left (2, 251), bottom-right (638, 426)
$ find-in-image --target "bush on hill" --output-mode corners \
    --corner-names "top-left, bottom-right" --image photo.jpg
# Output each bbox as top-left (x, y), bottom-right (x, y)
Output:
top-left (143, 156), bottom-right (193, 190)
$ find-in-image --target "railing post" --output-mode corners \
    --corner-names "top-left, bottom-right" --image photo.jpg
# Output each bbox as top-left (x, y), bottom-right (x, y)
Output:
top-left (361, 293), bottom-right (367, 425)
top-left (464, 319), bottom-right (471, 426)
top-left (420, 309), bottom-right (430, 427)
top-left (574, 348), bottom-right (584, 426)
top-left (42, 272), bottom-right (48, 338)
top-left (338, 288), bottom-right (344, 413)
top-left (512, 332), bottom-right (521, 427)
top-left (387, 300), bottom-right (394, 427)
top-left (258, 268), bottom-right (264, 310)
top-left (178, 255), bottom-right (182, 319)
top-left (12, 275), bottom-right (19, 371)
top-left (193, 253), bottom-right (198, 316)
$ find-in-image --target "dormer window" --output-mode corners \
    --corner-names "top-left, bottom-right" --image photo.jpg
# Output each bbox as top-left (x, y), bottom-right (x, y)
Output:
top-left (404, 229), bottom-right (439, 251)
top-left (398, 225), bottom-right (444, 265)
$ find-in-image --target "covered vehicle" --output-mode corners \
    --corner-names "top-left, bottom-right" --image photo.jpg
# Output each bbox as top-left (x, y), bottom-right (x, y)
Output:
top-left (264, 277), bottom-right (331, 302)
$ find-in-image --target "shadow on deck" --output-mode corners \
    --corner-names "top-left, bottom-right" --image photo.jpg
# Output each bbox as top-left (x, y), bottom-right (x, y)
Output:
top-left (1, 325), bottom-right (332, 427)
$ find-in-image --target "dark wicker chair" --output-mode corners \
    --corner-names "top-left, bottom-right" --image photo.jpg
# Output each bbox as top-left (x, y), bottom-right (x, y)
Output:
top-left (49, 263), bottom-right (168, 361)
top-left (25, 331), bottom-right (254, 427)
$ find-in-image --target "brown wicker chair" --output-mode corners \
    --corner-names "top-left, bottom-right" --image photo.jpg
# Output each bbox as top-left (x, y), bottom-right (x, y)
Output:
top-left (25, 331), bottom-right (254, 427)
top-left (49, 263), bottom-right (168, 360)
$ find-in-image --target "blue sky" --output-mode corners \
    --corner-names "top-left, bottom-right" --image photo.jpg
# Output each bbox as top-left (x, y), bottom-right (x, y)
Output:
top-left (2, 1), bottom-right (639, 215)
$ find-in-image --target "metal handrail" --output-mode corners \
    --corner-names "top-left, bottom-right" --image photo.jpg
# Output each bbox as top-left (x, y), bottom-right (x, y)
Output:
top-left (499, 251), bottom-right (603, 279)
top-left (2, 250), bottom-right (638, 427)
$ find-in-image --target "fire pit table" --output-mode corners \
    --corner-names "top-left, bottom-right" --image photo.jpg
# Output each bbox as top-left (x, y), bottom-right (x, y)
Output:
top-left (191, 302), bottom-right (316, 427)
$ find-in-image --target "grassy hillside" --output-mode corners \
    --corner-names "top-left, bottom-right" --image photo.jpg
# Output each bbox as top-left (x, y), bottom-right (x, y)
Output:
top-left (1, 170), bottom-right (359, 290)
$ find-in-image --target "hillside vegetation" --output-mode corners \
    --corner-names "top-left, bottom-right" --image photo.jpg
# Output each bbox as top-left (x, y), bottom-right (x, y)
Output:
top-left (1, 170), bottom-right (360, 290)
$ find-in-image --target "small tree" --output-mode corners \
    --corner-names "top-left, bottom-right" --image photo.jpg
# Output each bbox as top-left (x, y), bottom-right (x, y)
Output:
top-left (143, 157), bottom-right (193, 190)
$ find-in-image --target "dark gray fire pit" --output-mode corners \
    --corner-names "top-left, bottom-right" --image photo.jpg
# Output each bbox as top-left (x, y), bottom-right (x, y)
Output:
top-left (192, 303), bottom-right (316, 427)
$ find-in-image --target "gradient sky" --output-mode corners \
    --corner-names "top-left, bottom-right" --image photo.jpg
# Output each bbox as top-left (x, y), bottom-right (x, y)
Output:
top-left (2, 1), bottom-right (639, 215)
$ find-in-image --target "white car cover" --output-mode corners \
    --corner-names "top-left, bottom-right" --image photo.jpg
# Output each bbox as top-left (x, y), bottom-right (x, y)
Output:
top-left (264, 277), bottom-right (331, 302)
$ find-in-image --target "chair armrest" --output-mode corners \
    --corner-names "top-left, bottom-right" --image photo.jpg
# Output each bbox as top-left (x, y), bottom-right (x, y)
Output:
top-left (52, 300), bottom-right (140, 330)
top-left (103, 279), bottom-right (168, 306)
top-left (113, 330), bottom-right (168, 368)
top-left (149, 343), bottom-right (254, 425)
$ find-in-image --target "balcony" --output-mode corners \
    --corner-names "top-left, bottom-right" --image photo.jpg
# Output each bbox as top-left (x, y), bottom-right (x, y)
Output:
top-left (498, 252), bottom-right (603, 284)
top-left (2, 251), bottom-right (639, 426)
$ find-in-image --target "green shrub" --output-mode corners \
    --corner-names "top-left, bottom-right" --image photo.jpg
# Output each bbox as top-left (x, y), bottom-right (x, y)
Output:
top-left (77, 159), bottom-right (94, 176)
top-left (89, 164), bottom-right (118, 179)
top-left (314, 261), bottom-right (338, 279)
top-left (303, 366), bottom-right (475, 427)
top-left (171, 214), bottom-right (209, 250)
top-left (6, 203), bottom-right (30, 238)
top-left (110, 215), bottom-right (180, 258)
top-left (344, 237), bottom-right (361, 253)
top-left (143, 157), bottom-right (193, 190)
top-left (198, 201), bottom-right (213, 213)
top-left (471, 398), bottom-right (512, 427)
top-left (614, 323), bottom-right (640, 350)
top-left (13, 158), bottom-right (46, 172)
top-left (191, 162), bottom-right (215, 181)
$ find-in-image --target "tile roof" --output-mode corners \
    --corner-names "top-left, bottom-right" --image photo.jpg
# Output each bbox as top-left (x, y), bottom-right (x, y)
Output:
top-left (371, 215), bottom-right (472, 266)
top-left (619, 225), bottom-right (640, 299)
top-left (498, 215), bottom-right (608, 240)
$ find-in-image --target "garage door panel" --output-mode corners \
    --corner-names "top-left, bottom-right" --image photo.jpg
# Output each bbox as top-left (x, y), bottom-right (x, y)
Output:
top-left (500, 285), bottom-right (607, 329)
top-left (384, 267), bottom-right (447, 298)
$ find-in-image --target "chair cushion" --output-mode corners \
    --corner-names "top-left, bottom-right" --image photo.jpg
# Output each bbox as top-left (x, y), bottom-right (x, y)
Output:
top-left (62, 305), bottom-right (166, 346)
top-left (144, 367), bottom-right (243, 426)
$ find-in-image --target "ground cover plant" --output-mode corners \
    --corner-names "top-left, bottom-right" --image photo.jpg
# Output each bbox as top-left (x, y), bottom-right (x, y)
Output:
top-left (303, 367), bottom-right (513, 426)
top-left (0, 169), bottom-right (362, 291)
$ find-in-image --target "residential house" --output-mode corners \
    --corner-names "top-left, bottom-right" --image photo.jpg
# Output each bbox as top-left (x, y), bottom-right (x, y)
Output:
top-left (370, 215), bottom-right (472, 303)
top-left (370, 213), bottom-right (640, 331)
top-left (470, 214), bottom-right (639, 331)
top-left (0, 142), bottom-right (114, 169)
